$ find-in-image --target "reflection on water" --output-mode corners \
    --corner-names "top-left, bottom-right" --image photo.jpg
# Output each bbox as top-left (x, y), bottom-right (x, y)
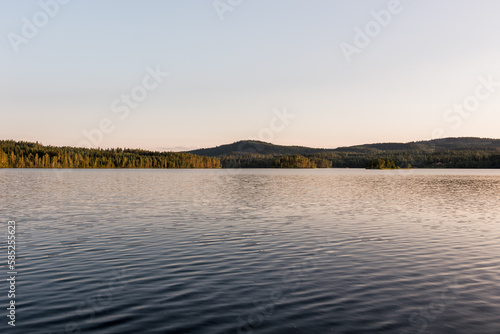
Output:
top-left (0, 169), bottom-right (499, 333)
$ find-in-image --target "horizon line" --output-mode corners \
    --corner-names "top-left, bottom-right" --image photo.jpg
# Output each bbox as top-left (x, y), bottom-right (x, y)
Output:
top-left (1, 136), bottom-right (499, 154)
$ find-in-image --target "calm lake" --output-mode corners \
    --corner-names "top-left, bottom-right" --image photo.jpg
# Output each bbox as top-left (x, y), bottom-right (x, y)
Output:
top-left (1, 169), bottom-right (499, 334)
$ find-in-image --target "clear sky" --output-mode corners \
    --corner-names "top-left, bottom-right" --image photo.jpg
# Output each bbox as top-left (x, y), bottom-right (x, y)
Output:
top-left (1, 0), bottom-right (500, 151)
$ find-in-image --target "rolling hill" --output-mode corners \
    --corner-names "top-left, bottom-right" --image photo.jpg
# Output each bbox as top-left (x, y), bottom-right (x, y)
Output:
top-left (187, 140), bottom-right (326, 157)
top-left (1, 137), bottom-right (499, 169)
top-left (187, 137), bottom-right (500, 157)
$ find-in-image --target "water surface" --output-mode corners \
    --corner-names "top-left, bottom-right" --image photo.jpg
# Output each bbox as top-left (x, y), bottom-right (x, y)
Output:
top-left (1, 169), bottom-right (499, 333)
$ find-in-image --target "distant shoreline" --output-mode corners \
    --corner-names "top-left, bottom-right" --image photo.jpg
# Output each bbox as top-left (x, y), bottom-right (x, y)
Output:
top-left (2, 138), bottom-right (500, 169)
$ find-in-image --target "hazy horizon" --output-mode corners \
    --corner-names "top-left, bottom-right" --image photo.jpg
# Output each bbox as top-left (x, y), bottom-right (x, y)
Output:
top-left (2, 0), bottom-right (500, 151)
top-left (2, 135), bottom-right (500, 153)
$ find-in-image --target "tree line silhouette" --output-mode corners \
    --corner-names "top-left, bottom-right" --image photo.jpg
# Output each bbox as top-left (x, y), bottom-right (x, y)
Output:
top-left (0, 140), bottom-right (220, 168)
top-left (2, 140), bottom-right (500, 169)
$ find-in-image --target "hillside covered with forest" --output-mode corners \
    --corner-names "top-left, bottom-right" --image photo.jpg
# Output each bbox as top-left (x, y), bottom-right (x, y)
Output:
top-left (187, 137), bottom-right (500, 169)
top-left (1, 137), bottom-right (500, 169)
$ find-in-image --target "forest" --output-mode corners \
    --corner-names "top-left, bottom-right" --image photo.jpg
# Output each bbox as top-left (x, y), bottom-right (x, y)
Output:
top-left (0, 140), bottom-right (220, 168)
top-left (193, 138), bottom-right (500, 169)
top-left (217, 150), bottom-right (500, 168)
top-left (366, 158), bottom-right (398, 169)
top-left (1, 139), bottom-right (500, 169)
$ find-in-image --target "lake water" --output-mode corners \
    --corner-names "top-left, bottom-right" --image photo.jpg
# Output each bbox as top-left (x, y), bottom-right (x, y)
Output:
top-left (1, 169), bottom-right (500, 334)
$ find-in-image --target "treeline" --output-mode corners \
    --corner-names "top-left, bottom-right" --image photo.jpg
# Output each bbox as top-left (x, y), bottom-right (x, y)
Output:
top-left (366, 158), bottom-right (398, 169)
top-left (273, 155), bottom-right (317, 168)
top-left (0, 140), bottom-right (221, 168)
top-left (308, 150), bottom-right (500, 169)
top-left (2, 140), bottom-right (500, 169)
top-left (217, 150), bottom-right (500, 168)
top-left (219, 154), bottom-right (329, 168)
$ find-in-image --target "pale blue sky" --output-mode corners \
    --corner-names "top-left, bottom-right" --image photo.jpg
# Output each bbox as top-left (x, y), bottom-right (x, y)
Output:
top-left (1, 0), bottom-right (500, 151)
